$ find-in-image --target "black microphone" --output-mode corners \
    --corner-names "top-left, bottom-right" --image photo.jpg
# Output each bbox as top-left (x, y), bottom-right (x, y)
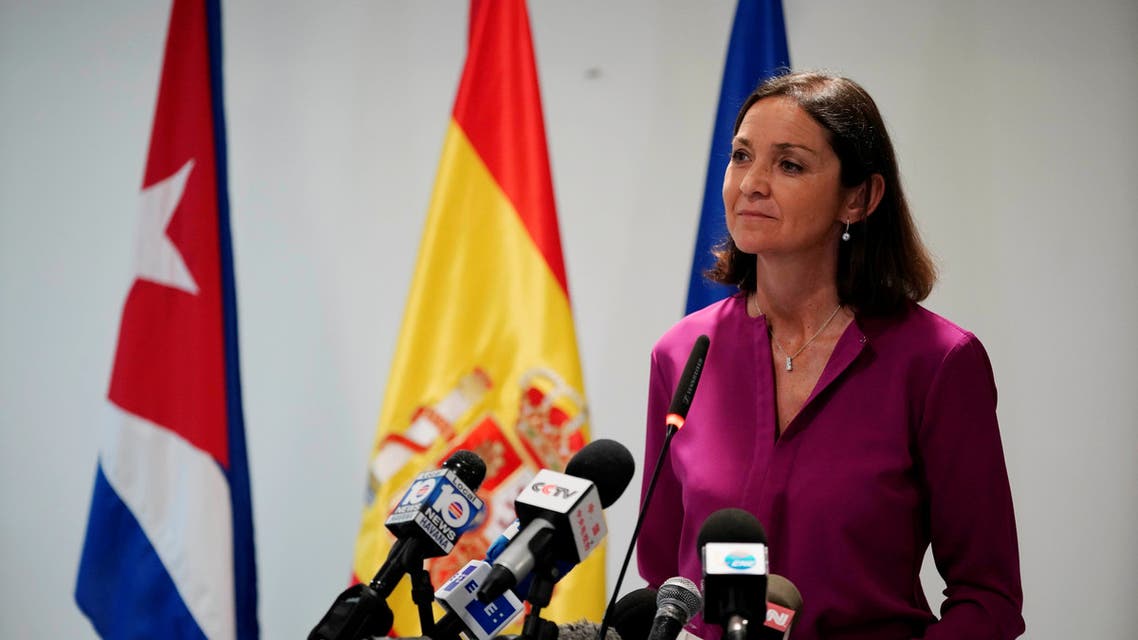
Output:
top-left (372, 449), bottom-right (486, 590)
top-left (597, 335), bottom-right (710, 640)
top-left (308, 451), bottom-right (487, 640)
top-left (477, 439), bottom-right (635, 603)
top-left (552, 587), bottom-right (658, 640)
top-left (756, 574), bottom-right (802, 640)
top-left (308, 583), bottom-right (394, 640)
top-left (608, 587), bottom-right (659, 640)
top-left (646, 577), bottom-right (702, 640)
top-left (665, 334), bottom-right (710, 431)
top-left (698, 509), bottom-right (768, 640)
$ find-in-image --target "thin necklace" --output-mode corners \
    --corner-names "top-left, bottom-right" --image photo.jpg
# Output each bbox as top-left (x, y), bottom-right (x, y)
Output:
top-left (751, 295), bottom-right (843, 372)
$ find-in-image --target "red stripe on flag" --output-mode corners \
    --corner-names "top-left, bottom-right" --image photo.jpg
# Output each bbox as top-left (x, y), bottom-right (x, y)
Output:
top-left (107, 0), bottom-right (229, 468)
top-left (452, 0), bottom-right (569, 295)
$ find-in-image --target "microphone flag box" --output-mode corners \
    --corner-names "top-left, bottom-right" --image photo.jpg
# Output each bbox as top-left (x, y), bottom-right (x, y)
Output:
top-left (436, 560), bottom-right (524, 640)
top-left (701, 541), bottom-right (769, 627)
top-left (764, 601), bottom-right (795, 632)
top-left (386, 469), bottom-right (485, 555)
top-left (700, 542), bottom-right (769, 576)
top-left (516, 469), bottom-right (606, 562)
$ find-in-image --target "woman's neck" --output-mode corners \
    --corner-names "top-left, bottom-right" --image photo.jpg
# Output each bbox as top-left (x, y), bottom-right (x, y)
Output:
top-left (750, 253), bottom-right (843, 341)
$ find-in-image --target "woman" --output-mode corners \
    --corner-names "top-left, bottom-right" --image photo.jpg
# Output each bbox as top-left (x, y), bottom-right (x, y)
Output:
top-left (637, 72), bottom-right (1024, 640)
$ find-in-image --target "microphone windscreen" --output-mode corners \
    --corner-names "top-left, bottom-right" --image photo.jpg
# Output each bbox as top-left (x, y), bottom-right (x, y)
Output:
top-left (696, 508), bottom-right (767, 547)
top-left (657, 576), bottom-right (702, 624)
top-left (564, 438), bottom-right (635, 508)
top-left (557, 620), bottom-right (622, 640)
top-left (609, 587), bottom-right (658, 640)
top-left (766, 574), bottom-right (803, 610)
top-left (443, 449), bottom-right (487, 490)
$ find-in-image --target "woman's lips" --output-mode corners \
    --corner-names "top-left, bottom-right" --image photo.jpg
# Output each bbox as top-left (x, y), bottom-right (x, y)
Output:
top-left (736, 209), bottom-right (776, 219)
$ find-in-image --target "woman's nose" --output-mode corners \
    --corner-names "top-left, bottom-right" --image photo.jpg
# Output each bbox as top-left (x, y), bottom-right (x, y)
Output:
top-left (739, 163), bottom-right (770, 197)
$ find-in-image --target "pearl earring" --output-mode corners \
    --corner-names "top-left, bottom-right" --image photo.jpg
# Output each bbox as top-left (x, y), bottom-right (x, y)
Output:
top-left (841, 220), bottom-right (851, 242)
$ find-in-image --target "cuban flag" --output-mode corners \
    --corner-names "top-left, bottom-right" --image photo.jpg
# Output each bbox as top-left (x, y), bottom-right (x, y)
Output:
top-left (75, 1), bottom-right (258, 638)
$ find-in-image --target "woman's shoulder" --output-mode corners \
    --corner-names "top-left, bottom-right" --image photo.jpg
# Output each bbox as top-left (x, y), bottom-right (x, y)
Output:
top-left (652, 294), bottom-right (747, 360)
top-left (861, 302), bottom-right (989, 364)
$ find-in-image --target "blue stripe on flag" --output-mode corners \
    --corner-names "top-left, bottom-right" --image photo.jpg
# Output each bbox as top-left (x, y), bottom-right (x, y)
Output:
top-left (75, 465), bottom-right (208, 640)
top-left (685, 0), bottom-right (790, 314)
top-left (206, 1), bottom-right (259, 637)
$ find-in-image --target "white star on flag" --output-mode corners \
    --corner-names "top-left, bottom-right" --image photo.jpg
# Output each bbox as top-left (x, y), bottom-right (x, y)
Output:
top-left (134, 159), bottom-right (199, 294)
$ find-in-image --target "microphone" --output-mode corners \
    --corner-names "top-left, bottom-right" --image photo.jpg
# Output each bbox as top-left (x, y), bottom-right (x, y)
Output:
top-left (308, 451), bottom-right (487, 640)
top-left (483, 517), bottom-right (580, 600)
top-left (698, 509), bottom-right (768, 640)
top-left (410, 557), bottom-right (654, 640)
top-left (666, 335), bottom-right (710, 431)
top-left (597, 336), bottom-right (710, 640)
top-left (429, 515), bottom-right (579, 640)
top-left (624, 576), bottom-right (794, 640)
top-left (551, 587), bottom-right (658, 640)
top-left (432, 559), bottom-right (526, 640)
top-left (477, 438), bottom-right (635, 603)
top-left (373, 449), bottom-right (487, 592)
top-left (608, 587), bottom-right (659, 640)
top-left (646, 578), bottom-right (701, 640)
top-left (757, 575), bottom-right (802, 640)
top-left (307, 583), bottom-right (393, 640)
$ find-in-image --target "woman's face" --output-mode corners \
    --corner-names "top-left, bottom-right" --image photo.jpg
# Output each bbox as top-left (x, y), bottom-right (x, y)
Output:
top-left (723, 97), bottom-right (850, 258)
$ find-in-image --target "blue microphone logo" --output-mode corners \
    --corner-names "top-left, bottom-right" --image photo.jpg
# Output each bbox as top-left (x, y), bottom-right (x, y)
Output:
top-left (723, 552), bottom-right (757, 570)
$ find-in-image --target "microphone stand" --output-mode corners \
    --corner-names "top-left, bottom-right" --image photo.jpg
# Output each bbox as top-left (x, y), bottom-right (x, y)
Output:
top-left (596, 331), bottom-right (708, 640)
top-left (596, 425), bottom-right (679, 640)
top-left (518, 528), bottom-right (561, 640)
top-left (408, 564), bottom-right (438, 637)
top-left (375, 540), bottom-right (438, 638)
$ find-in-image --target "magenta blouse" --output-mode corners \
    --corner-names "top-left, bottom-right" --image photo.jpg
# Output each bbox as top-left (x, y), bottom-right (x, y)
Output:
top-left (637, 294), bottom-right (1023, 640)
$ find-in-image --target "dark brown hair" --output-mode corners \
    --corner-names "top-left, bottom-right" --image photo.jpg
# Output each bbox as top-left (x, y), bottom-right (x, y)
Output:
top-left (706, 71), bottom-right (936, 315)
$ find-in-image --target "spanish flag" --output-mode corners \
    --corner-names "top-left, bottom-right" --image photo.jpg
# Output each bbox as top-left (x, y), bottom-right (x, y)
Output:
top-left (350, 0), bottom-right (601, 633)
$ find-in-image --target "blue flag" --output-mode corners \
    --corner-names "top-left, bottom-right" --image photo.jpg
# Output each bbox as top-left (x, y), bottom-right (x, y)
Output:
top-left (75, 1), bottom-right (258, 638)
top-left (685, 0), bottom-right (790, 314)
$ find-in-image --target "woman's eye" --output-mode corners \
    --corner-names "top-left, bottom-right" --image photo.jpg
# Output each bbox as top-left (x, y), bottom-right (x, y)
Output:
top-left (780, 160), bottom-right (803, 174)
top-left (730, 149), bottom-right (750, 163)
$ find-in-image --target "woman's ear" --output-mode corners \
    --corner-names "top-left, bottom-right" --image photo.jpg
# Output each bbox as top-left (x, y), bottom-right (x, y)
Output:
top-left (844, 173), bottom-right (885, 222)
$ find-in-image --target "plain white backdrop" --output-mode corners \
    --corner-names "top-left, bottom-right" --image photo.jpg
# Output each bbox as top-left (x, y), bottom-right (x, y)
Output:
top-left (2, 1), bottom-right (1136, 637)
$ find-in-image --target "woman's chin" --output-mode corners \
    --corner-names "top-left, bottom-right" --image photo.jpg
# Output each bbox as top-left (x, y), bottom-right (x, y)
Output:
top-left (731, 238), bottom-right (771, 255)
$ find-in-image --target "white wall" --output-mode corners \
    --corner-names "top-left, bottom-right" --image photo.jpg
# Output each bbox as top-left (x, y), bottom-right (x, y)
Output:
top-left (2, 1), bottom-right (1136, 637)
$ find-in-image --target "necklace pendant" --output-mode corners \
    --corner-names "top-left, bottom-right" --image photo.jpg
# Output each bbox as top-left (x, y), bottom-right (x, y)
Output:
top-left (785, 356), bottom-right (793, 372)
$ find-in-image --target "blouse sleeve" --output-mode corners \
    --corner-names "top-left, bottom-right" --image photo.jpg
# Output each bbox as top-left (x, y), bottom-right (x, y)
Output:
top-left (636, 348), bottom-right (684, 590)
top-left (918, 334), bottom-right (1025, 639)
